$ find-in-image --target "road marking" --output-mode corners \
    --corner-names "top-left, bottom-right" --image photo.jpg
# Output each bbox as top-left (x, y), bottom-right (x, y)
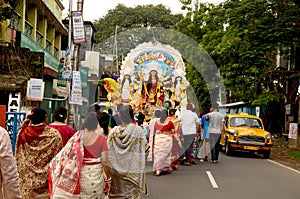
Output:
top-left (206, 171), bottom-right (219, 188)
top-left (268, 159), bottom-right (300, 174)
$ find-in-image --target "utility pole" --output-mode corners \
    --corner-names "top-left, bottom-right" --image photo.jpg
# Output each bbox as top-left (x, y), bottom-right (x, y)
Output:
top-left (66, 0), bottom-right (73, 126)
top-left (112, 25), bottom-right (118, 75)
top-left (67, 0), bottom-right (84, 129)
top-left (115, 25), bottom-right (118, 74)
top-left (68, 0), bottom-right (72, 50)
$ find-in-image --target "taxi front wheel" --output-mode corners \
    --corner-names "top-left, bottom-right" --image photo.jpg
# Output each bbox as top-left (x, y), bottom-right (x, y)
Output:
top-left (225, 141), bottom-right (233, 156)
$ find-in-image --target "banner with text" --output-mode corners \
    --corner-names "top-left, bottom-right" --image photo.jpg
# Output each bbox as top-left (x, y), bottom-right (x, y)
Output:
top-left (70, 71), bottom-right (83, 105)
top-left (72, 11), bottom-right (86, 44)
top-left (62, 47), bottom-right (72, 79)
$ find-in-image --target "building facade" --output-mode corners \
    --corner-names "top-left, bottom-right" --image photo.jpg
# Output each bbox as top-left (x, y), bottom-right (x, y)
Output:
top-left (0, 0), bottom-right (67, 121)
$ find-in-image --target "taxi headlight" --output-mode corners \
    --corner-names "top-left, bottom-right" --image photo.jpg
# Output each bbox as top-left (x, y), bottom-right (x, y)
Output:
top-left (266, 134), bottom-right (271, 139)
top-left (233, 132), bottom-right (238, 137)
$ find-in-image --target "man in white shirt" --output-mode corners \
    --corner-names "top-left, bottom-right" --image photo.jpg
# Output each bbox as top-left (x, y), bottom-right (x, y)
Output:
top-left (207, 107), bottom-right (224, 163)
top-left (179, 104), bottom-right (200, 166)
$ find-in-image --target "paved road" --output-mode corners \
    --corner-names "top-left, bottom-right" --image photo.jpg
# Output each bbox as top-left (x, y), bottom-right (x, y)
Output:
top-left (142, 152), bottom-right (300, 199)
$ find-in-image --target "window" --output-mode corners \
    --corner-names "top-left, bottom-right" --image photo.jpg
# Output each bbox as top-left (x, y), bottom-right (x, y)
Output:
top-left (230, 117), bottom-right (262, 128)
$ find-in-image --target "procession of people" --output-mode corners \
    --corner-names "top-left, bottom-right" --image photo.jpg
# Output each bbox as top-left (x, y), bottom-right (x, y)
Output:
top-left (0, 99), bottom-right (225, 199)
top-left (0, 44), bottom-right (227, 198)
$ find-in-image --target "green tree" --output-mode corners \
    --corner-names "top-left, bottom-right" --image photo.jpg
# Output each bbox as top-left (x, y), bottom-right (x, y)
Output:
top-left (93, 3), bottom-right (183, 54)
top-left (175, 0), bottom-right (300, 107)
top-left (221, 0), bottom-right (299, 104)
top-left (175, 3), bottom-right (226, 110)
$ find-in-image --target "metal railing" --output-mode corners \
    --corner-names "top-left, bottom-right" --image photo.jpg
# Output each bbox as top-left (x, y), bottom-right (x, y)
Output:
top-left (5, 112), bottom-right (26, 154)
top-left (46, 39), bottom-right (52, 52)
top-left (24, 21), bottom-right (33, 38)
top-left (11, 11), bottom-right (21, 31)
top-left (54, 47), bottom-right (59, 57)
top-left (36, 30), bottom-right (43, 46)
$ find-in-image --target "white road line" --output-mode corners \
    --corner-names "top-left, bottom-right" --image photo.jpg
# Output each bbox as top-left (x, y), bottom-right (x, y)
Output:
top-left (268, 159), bottom-right (300, 174)
top-left (206, 171), bottom-right (219, 188)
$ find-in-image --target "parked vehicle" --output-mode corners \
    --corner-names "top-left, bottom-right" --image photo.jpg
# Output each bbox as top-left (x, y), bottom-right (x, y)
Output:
top-left (220, 113), bottom-right (273, 158)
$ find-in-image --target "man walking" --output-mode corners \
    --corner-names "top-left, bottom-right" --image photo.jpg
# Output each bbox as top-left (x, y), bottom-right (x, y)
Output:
top-left (179, 104), bottom-right (200, 166)
top-left (197, 107), bottom-right (213, 162)
top-left (207, 107), bottom-right (224, 163)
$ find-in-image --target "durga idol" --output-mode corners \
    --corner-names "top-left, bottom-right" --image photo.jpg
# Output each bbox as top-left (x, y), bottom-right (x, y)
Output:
top-left (141, 62), bottom-right (164, 117)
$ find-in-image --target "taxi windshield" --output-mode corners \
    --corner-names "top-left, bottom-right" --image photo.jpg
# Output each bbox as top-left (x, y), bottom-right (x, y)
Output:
top-left (230, 117), bottom-right (262, 129)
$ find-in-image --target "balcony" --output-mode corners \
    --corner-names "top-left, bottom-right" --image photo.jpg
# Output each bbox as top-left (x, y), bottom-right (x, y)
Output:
top-left (54, 47), bottom-right (59, 58)
top-left (36, 31), bottom-right (43, 46)
top-left (46, 39), bottom-right (52, 53)
top-left (24, 20), bottom-right (33, 38)
top-left (11, 11), bottom-right (21, 31)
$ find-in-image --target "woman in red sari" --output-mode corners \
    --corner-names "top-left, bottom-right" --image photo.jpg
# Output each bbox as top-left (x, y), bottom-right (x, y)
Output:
top-left (152, 110), bottom-right (175, 176)
top-left (49, 106), bottom-right (75, 146)
top-left (167, 108), bottom-right (183, 170)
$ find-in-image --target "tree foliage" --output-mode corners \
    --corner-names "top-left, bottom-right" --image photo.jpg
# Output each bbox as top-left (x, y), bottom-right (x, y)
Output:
top-left (93, 3), bottom-right (183, 54)
top-left (175, 0), bottom-right (300, 108)
top-left (92, 0), bottom-right (300, 111)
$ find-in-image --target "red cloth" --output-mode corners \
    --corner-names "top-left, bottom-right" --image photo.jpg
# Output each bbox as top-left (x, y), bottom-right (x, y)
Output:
top-left (154, 121), bottom-right (174, 132)
top-left (16, 124), bottom-right (46, 147)
top-left (48, 124), bottom-right (76, 146)
top-left (84, 135), bottom-right (108, 158)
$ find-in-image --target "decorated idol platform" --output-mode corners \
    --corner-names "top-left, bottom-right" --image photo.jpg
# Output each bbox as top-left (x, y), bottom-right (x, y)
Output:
top-left (103, 42), bottom-right (190, 120)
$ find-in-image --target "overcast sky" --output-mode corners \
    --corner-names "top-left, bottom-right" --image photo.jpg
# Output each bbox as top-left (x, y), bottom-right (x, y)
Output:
top-left (62, 0), bottom-right (224, 22)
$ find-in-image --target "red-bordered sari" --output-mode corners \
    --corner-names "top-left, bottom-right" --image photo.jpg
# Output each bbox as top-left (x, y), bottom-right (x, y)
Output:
top-left (48, 130), bottom-right (108, 199)
top-left (152, 120), bottom-right (174, 174)
top-left (15, 124), bottom-right (63, 199)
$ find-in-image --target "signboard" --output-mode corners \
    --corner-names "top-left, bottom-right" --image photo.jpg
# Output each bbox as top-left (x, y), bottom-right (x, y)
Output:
top-left (26, 78), bottom-right (44, 101)
top-left (62, 47), bottom-right (72, 79)
top-left (52, 79), bottom-right (67, 97)
top-left (70, 71), bottom-right (83, 105)
top-left (72, 11), bottom-right (86, 44)
top-left (6, 92), bottom-right (21, 123)
top-left (53, 64), bottom-right (68, 97)
top-left (57, 63), bottom-right (67, 86)
top-left (289, 123), bottom-right (298, 140)
top-left (81, 51), bottom-right (100, 77)
top-left (8, 92), bottom-right (21, 112)
top-left (256, 106), bottom-right (260, 117)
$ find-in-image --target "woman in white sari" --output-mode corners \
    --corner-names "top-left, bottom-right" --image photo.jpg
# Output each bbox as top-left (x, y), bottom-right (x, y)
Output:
top-left (152, 110), bottom-right (175, 176)
top-left (48, 112), bottom-right (111, 199)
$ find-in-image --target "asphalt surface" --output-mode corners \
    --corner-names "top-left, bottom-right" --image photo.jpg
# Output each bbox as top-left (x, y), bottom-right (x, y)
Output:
top-left (142, 152), bottom-right (300, 199)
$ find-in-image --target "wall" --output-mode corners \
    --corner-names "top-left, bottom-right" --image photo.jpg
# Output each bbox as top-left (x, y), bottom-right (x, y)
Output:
top-left (43, 0), bottom-right (64, 21)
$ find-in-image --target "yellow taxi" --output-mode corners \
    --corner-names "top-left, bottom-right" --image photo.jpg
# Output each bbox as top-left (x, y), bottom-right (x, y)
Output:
top-left (220, 113), bottom-right (273, 158)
